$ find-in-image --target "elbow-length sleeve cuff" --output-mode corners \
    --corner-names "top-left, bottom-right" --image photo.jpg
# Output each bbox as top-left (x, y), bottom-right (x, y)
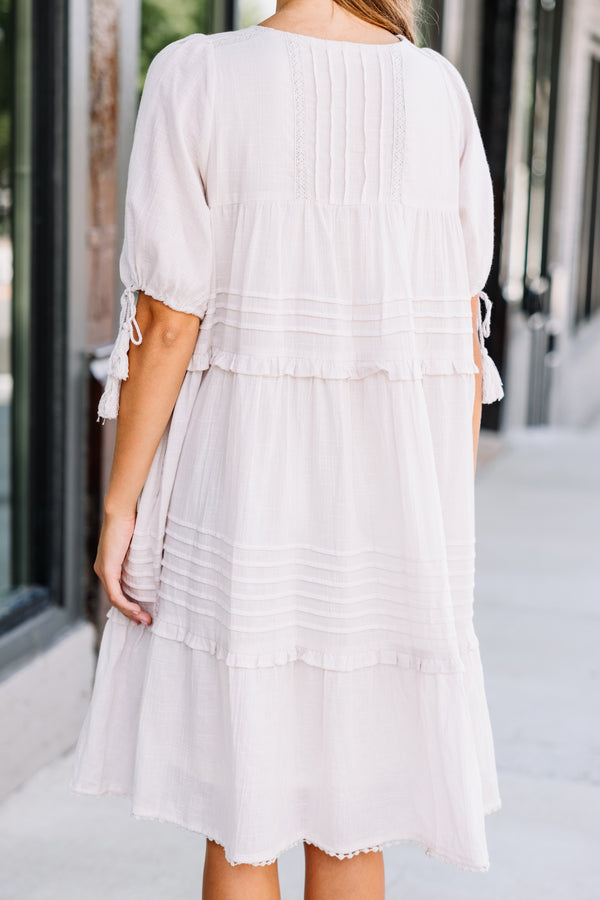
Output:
top-left (97, 34), bottom-right (215, 423)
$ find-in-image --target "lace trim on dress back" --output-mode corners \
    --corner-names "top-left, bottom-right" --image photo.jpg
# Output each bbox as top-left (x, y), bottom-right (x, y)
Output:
top-left (286, 34), bottom-right (308, 200)
top-left (391, 46), bottom-right (406, 200)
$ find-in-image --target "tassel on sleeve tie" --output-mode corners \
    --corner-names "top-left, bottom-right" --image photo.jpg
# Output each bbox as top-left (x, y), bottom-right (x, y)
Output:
top-left (97, 286), bottom-right (143, 423)
top-left (476, 290), bottom-right (504, 404)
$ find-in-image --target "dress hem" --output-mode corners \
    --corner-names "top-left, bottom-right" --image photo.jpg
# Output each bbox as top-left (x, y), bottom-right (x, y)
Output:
top-left (68, 780), bottom-right (502, 873)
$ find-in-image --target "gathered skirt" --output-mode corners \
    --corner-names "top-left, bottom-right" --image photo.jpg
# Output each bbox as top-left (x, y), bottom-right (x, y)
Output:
top-left (69, 363), bottom-right (502, 871)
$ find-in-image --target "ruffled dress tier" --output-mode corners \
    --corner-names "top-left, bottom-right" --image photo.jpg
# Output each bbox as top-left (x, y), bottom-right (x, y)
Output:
top-left (70, 25), bottom-right (503, 871)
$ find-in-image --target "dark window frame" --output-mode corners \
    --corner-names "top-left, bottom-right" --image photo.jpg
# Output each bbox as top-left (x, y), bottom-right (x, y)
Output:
top-left (0, 0), bottom-right (72, 670)
top-left (575, 50), bottom-right (600, 326)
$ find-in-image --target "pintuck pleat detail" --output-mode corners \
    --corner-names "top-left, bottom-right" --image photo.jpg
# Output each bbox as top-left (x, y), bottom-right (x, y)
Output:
top-left (171, 200), bottom-right (483, 384)
top-left (285, 32), bottom-right (405, 204)
top-left (146, 509), bottom-right (469, 673)
top-left (115, 365), bottom-right (481, 675)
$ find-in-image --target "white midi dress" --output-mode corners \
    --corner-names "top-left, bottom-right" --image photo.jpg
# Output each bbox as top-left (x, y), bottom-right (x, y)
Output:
top-left (69, 24), bottom-right (504, 872)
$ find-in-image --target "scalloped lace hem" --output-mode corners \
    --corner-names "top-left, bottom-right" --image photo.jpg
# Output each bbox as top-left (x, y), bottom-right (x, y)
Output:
top-left (68, 781), bottom-right (501, 873)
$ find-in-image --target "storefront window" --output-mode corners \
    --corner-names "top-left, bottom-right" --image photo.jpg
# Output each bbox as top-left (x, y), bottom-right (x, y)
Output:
top-left (0, 0), bottom-right (68, 646)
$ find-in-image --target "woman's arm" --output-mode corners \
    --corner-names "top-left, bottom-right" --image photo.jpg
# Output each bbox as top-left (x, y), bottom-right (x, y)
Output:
top-left (93, 291), bottom-right (200, 626)
top-left (471, 293), bottom-right (483, 473)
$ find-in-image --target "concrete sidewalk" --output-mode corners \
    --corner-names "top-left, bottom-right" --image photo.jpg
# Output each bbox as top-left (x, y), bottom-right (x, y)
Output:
top-left (0, 426), bottom-right (598, 899)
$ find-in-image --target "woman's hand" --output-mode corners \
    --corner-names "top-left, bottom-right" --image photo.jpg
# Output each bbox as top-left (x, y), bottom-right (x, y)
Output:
top-left (93, 510), bottom-right (152, 626)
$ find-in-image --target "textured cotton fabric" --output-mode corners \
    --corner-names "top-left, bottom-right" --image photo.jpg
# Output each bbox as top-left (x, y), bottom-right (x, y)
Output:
top-left (70, 24), bottom-right (503, 871)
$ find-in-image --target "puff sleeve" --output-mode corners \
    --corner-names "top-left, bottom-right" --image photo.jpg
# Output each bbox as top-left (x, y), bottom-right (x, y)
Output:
top-left (433, 52), bottom-right (504, 404)
top-left (97, 34), bottom-right (215, 423)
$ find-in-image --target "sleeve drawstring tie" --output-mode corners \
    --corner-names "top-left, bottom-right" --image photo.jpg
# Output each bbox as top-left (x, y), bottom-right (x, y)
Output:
top-left (97, 286), bottom-right (143, 423)
top-left (476, 290), bottom-right (504, 404)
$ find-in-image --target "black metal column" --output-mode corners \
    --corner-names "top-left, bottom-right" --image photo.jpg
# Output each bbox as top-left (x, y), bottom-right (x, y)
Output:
top-left (478, 0), bottom-right (518, 431)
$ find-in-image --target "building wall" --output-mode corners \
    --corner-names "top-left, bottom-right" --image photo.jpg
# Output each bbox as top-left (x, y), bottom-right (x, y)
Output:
top-left (87, 0), bottom-right (120, 350)
top-left (547, 0), bottom-right (600, 425)
top-left (502, 0), bottom-right (600, 428)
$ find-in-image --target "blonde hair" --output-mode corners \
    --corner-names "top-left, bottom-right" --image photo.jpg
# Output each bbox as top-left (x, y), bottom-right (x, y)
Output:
top-left (333, 0), bottom-right (416, 43)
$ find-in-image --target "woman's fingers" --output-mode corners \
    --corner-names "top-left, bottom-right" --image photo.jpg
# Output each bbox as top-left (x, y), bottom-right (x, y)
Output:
top-left (102, 573), bottom-right (152, 625)
top-left (94, 549), bottom-right (153, 625)
top-left (93, 509), bottom-right (153, 626)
